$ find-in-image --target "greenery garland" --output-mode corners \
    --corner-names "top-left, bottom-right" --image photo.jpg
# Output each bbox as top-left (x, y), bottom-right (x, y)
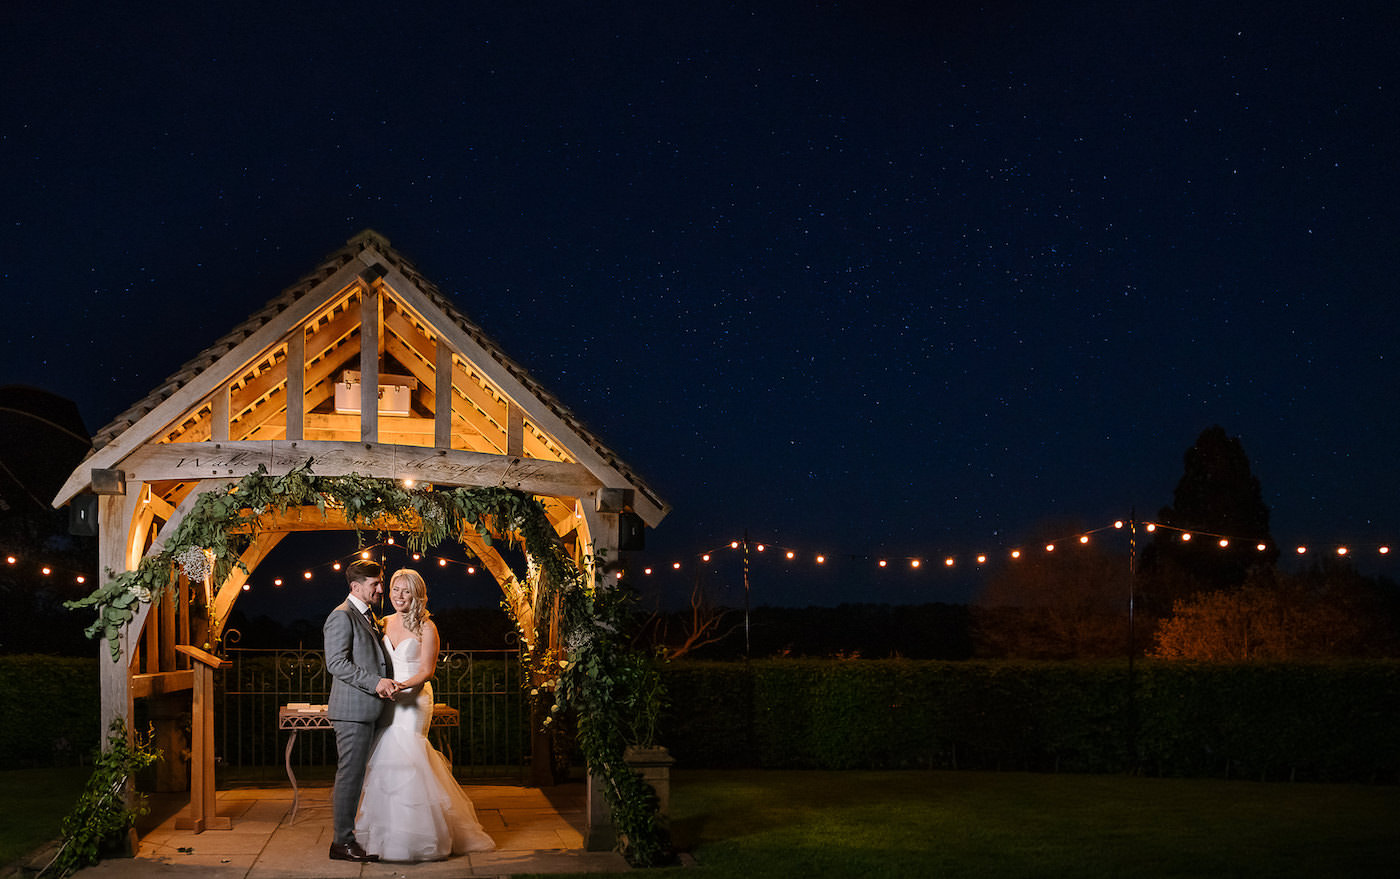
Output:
top-left (42, 719), bottom-right (160, 878)
top-left (63, 460), bottom-right (669, 865)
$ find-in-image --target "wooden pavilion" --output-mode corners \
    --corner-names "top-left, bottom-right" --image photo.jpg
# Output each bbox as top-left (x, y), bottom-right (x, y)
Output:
top-left (52, 229), bottom-right (668, 831)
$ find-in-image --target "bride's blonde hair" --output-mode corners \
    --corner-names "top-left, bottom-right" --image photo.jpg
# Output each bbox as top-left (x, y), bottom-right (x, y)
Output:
top-left (388, 568), bottom-right (431, 638)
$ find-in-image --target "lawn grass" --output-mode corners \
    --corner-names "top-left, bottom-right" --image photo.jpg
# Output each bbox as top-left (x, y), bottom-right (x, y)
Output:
top-left (0, 766), bottom-right (90, 868)
top-left (530, 769), bottom-right (1400, 879)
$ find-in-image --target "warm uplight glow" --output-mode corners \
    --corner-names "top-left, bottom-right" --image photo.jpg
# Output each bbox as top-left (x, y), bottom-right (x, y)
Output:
top-left (402, 478), bottom-right (415, 488)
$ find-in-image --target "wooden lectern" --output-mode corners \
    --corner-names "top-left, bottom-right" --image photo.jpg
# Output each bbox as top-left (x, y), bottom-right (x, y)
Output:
top-left (173, 645), bottom-right (232, 831)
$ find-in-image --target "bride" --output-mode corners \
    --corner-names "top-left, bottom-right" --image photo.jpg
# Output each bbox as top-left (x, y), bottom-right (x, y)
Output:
top-left (355, 568), bottom-right (495, 861)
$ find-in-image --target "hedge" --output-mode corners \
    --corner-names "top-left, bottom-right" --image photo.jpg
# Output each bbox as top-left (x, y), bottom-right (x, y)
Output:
top-left (659, 659), bottom-right (1400, 783)
top-left (7, 655), bottom-right (1397, 783)
top-left (0, 655), bottom-right (100, 769)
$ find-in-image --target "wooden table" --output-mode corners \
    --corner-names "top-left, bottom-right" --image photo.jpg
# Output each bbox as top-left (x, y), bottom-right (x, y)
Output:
top-left (278, 702), bottom-right (460, 824)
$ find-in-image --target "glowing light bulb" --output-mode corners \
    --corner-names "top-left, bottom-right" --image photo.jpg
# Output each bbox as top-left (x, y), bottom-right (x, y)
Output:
top-left (1380, 546), bottom-right (1391, 555)
top-left (76, 575), bottom-right (86, 584)
top-left (878, 560), bottom-right (888, 568)
top-left (242, 583), bottom-right (251, 591)
top-left (1218, 539), bottom-right (1229, 548)
top-left (467, 566), bottom-right (476, 574)
top-left (1011, 550), bottom-right (1022, 559)
top-left (1145, 523), bottom-right (1157, 532)
top-left (1114, 521), bottom-right (1124, 529)
top-left (644, 568), bottom-right (653, 575)
top-left (303, 571), bottom-right (313, 579)
top-left (387, 537), bottom-right (395, 545)
top-left (756, 544), bottom-right (766, 552)
top-left (274, 578), bottom-right (283, 586)
top-left (41, 567), bottom-right (51, 575)
top-left (5, 556), bottom-right (14, 565)
top-left (333, 561), bottom-right (342, 570)
top-left (702, 553), bottom-right (711, 562)
top-left (1337, 547), bottom-right (1348, 556)
top-left (816, 555), bottom-right (826, 564)
top-left (911, 559), bottom-right (921, 568)
top-left (403, 478), bottom-right (415, 488)
top-left (1045, 544), bottom-right (1055, 552)
top-left (673, 562), bottom-right (682, 569)
top-left (1296, 546), bottom-right (1308, 555)
top-left (1256, 543), bottom-right (1267, 552)
top-left (944, 557), bottom-right (955, 567)
top-left (976, 554), bottom-right (987, 564)
top-left (786, 551), bottom-right (795, 559)
top-left (730, 541), bottom-right (739, 549)
top-left (1181, 533), bottom-right (1192, 542)
top-left (360, 551), bottom-right (371, 559)
top-left (439, 558), bottom-right (448, 567)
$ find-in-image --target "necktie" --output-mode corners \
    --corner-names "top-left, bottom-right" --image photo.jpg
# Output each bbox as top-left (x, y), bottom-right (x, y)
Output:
top-left (364, 608), bottom-right (380, 633)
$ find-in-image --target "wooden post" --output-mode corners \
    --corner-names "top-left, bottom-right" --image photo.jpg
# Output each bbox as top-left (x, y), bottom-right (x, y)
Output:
top-left (173, 645), bottom-right (232, 832)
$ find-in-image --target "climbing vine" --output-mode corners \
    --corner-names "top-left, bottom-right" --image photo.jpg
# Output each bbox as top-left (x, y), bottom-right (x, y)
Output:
top-left (63, 460), bottom-right (668, 865)
top-left (41, 719), bottom-right (160, 878)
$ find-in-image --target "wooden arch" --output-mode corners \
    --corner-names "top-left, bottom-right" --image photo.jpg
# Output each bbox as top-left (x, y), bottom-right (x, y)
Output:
top-left (54, 230), bottom-right (668, 829)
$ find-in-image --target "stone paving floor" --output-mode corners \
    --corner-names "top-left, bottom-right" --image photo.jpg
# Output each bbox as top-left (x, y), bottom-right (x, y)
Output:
top-left (63, 782), bottom-right (632, 878)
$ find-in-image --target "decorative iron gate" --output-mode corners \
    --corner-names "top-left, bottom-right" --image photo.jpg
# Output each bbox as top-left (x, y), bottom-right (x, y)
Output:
top-left (215, 648), bottom-right (529, 783)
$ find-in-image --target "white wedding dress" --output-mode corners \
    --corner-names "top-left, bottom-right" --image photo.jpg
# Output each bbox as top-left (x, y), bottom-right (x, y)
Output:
top-left (355, 634), bottom-right (495, 861)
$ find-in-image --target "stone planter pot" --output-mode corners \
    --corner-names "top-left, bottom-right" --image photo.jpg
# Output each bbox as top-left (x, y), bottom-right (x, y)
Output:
top-left (584, 744), bottom-right (674, 851)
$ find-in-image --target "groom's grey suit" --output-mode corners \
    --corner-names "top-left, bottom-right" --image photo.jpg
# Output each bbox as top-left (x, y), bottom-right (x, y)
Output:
top-left (324, 598), bottom-right (390, 846)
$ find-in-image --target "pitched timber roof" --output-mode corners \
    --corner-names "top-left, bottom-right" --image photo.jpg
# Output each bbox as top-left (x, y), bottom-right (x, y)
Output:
top-left (59, 230), bottom-right (668, 522)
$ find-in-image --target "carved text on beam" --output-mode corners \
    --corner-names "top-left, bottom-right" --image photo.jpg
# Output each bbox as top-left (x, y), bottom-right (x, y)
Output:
top-left (123, 441), bottom-right (603, 497)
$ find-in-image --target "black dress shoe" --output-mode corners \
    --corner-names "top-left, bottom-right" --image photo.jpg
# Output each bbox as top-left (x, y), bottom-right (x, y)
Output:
top-left (328, 840), bottom-right (379, 862)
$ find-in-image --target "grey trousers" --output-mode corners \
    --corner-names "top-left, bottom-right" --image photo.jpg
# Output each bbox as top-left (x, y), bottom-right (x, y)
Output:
top-left (331, 719), bottom-right (375, 845)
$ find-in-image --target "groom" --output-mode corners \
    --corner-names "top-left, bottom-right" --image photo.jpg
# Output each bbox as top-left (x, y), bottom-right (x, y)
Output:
top-left (323, 559), bottom-right (399, 862)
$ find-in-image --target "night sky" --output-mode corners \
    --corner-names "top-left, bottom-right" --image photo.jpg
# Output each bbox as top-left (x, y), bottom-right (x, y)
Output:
top-left (3, 2), bottom-right (1397, 613)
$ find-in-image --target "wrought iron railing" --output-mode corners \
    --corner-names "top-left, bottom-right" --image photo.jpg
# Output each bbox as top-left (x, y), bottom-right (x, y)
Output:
top-left (214, 647), bottom-right (529, 782)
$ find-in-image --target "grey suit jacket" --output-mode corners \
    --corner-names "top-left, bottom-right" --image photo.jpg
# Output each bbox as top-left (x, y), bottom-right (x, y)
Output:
top-left (324, 599), bottom-right (390, 723)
